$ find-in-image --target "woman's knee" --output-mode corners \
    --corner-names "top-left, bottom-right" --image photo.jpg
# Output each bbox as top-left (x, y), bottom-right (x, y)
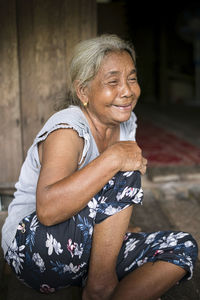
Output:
top-left (114, 171), bottom-right (141, 189)
top-left (184, 232), bottom-right (198, 259)
top-left (94, 171), bottom-right (143, 224)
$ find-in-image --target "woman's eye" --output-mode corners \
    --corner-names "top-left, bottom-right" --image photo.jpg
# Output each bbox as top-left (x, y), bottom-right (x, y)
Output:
top-left (108, 80), bottom-right (118, 85)
top-left (129, 77), bottom-right (137, 82)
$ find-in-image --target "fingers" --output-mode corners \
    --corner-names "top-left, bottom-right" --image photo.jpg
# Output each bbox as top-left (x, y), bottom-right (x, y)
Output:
top-left (139, 157), bottom-right (148, 175)
top-left (109, 141), bottom-right (147, 173)
top-left (132, 144), bottom-right (147, 174)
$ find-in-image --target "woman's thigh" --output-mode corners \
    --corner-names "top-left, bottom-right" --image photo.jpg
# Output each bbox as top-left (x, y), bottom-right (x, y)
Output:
top-left (5, 210), bottom-right (91, 292)
top-left (5, 171), bottom-right (143, 292)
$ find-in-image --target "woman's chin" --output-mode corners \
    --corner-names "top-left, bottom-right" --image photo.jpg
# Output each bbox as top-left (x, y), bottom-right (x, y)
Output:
top-left (111, 107), bottom-right (132, 123)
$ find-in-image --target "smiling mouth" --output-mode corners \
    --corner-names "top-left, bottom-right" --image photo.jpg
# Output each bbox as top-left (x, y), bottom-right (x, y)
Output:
top-left (112, 103), bottom-right (132, 111)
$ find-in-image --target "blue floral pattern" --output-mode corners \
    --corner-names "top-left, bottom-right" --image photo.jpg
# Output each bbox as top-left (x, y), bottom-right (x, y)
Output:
top-left (5, 171), bottom-right (198, 293)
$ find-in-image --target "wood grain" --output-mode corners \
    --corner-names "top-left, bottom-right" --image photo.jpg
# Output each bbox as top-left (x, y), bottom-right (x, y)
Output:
top-left (0, 0), bottom-right (23, 184)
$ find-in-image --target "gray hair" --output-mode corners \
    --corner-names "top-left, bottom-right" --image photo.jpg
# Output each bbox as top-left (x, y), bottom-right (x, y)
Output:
top-left (66, 34), bottom-right (136, 107)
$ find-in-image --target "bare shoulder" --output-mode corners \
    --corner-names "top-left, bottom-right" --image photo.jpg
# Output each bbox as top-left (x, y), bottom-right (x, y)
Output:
top-left (38, 128), bottom-right (84, 186)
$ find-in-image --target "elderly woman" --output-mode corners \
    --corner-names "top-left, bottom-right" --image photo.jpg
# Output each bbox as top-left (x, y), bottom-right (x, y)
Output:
top-left (2, 35), bottom-right (198, 300)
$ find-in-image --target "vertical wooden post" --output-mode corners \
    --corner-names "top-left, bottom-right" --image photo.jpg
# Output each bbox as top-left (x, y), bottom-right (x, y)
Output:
top-left (64, 0), bottom-right (97, 67)
top-left (17, 0), bottom-right (68, 154)
top-left (17, 0), bottom-right (97, 155)
top-left (0, 0), bottom-right (23, 184)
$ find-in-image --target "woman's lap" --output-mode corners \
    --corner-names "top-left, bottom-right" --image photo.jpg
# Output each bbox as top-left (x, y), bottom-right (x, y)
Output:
top-left (5, 171), bottom-right (198, 293)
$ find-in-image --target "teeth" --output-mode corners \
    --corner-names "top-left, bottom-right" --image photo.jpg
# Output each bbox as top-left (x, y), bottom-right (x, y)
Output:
top-left (115, 105), bottom-right (130, 108)
top-left (115, 104), bottom-right (130, 107)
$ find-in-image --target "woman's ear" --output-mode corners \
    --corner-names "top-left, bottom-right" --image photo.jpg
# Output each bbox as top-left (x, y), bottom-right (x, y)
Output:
top-left (74, 80), bottom-right (89, 106)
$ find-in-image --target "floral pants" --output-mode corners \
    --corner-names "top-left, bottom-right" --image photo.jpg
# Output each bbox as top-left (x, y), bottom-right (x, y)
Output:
top-left (5, 171), bottom-right (198, 294)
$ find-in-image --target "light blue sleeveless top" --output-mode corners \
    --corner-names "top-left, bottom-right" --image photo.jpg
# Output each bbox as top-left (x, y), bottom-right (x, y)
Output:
top-left (1, 105), bottom-right (137, 255)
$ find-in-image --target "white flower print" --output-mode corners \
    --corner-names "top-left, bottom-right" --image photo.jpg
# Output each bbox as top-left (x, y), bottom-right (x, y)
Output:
top-left (137, 257), bottom-right (148, 267)
top-left (46, 234), bottom-right (54, 255)
top-left (124, 238), bottom-right (139, 258)
top-left (175, 232), bottom-right (189, 240)
top-left (132, 188), bottom-right (144, 204)
top-left (159, 232), bottom-right (189, 249)
top-left (6, 238), bottom-right (25, 274)
top-left (159, 235), bottom-right (177, 248)
top-left (63, 262), bottom-right (86, 274)
top-left (108, 179), bottom-right (114, 186)
top-left (104, 205), bottom-right (121, 215)
top-left (67, 239), bottom-right (84, 259)
top-left (89, 226), bottom-right (93, 236)
top-left (32, 253), bottom-right (46, 272)
top-left (46, 233), bottom-right (63, 256)
top-left (88, 198), bottom-right (98, 218)
top-left (74, 244), bottom-right (84, 258)
top-left (30, 215), bottom-right (39, 231)
top-left (116, 186), bottom-right (137, 201)
top-left (123, 171), bottom-right (134, 177)
top-left (103, 179), bottom-right (114, 189)
top-left (145, 232), bottom-right (160, 244)
top-left (25, 215), bottom-right (39, 251)
top-left (180, 253), bottom-right (193, 280)
top-left (125, 260), bottom-right (136, 272)
top-left (184, 240), bottom-right (194, 248)
top-left (99, 196), bottom-right (107, 204)
top-left (53, 238), bottom-right (63, 255)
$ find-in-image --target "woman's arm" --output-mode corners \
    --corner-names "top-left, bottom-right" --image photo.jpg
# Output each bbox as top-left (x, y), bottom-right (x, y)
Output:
top-left (36, 128), bottom-right (146, 226)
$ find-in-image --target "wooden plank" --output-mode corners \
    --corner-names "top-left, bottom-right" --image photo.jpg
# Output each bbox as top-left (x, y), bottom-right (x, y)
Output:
top-left (0, 0), bottom-right (23, 184)
top-left (63, 0), bottom-right (96, 66)
top-left (80, 0), bottom-right (97, 40)
top-left (63, 0), bottom-right (82, 68)
top-left (17, 0), bottom-right (68, 155)
top-left (17, 0), bottom-right (97, 155)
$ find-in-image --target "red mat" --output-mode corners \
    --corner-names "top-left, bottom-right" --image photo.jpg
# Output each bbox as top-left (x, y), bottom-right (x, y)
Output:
top-left (136, 120), bottom-right (200, 166)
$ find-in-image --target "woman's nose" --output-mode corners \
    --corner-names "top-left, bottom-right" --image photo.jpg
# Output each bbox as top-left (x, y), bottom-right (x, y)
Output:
top-left (120, 81), bottom-right (133, 98)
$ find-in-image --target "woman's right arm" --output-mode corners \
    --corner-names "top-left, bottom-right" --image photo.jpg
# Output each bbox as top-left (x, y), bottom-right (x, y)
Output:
top-left (36, 128), bottom-right (146, 226)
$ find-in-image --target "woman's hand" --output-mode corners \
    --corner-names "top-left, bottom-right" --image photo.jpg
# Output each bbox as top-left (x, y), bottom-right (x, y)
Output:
top-left (107, 141), bottom-right (147, 174)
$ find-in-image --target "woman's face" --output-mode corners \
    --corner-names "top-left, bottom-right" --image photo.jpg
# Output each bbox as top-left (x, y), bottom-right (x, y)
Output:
top-left (84, 50), bottom-right (141, 126)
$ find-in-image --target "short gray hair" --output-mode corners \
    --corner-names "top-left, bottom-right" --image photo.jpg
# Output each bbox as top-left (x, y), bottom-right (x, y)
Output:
top-left (66, 34), bottom-right (136, 107)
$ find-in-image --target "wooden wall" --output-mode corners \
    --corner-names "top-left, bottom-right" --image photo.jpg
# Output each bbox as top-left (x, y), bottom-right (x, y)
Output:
top-left (0, 0), bottom-right (97, 185)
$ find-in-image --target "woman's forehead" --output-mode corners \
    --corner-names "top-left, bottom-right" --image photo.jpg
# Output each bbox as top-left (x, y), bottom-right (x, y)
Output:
top-left (98, 51), bottom-right (136, 75)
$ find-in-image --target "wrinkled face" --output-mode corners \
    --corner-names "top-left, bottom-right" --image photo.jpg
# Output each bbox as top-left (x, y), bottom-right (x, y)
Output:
top-left (84, 50), bottom-right (141, 126)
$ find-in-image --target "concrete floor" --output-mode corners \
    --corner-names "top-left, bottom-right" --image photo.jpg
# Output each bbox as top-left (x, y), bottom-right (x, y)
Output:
top-left (1, 102), bottom-right (200, 299)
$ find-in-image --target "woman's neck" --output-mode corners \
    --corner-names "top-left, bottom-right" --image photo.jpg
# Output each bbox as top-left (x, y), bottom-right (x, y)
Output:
top-left (82, 108), bottom-right (120, 153)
